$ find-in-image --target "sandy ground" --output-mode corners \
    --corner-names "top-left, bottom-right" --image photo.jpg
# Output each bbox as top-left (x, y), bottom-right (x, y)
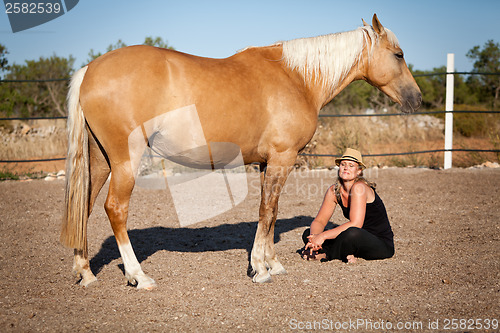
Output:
top-left (0, 167), bottom-right (499, 332)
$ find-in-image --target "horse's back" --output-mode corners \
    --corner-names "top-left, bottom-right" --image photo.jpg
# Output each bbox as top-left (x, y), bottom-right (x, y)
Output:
top-left (79, 44), bottom-right (317, 164)
top-left (81, 45), bottom-right (269, 120)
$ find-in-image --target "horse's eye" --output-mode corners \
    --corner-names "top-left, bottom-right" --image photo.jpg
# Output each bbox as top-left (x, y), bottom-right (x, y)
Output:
top-left (395, 52), bottom-right (404, 59)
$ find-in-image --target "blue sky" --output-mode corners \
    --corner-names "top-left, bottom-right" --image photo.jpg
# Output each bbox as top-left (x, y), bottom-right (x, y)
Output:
top-left (1, 0), bottom-right (499, 73)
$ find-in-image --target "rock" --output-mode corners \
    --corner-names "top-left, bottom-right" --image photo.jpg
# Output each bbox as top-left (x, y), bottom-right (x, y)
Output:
top-left (482, 161), bottom-right (499, 168)
top-left (20, 124), bottom-right (31, 135)
top-left (44, 173), bottom-right (56, 181)
top-left (56, 170), bottom-right (66, 180)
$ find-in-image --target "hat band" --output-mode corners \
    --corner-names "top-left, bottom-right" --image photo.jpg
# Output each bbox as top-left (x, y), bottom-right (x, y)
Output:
top-left (340, 155), bottom-right (360, 162)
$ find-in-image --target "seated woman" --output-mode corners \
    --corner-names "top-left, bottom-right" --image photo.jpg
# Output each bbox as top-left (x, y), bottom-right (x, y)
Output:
top-left (301, 148), bottom-right (394, 263)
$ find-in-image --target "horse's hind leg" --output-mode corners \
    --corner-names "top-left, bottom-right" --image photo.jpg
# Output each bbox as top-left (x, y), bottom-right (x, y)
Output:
top-left (73, 127), bottom-right (110, 287)
top-left (105, 162), bottom-right (156, 290)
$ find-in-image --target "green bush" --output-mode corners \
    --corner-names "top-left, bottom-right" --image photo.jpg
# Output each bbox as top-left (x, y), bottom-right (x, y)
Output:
top-left (454, 112), bottom-right (487, 137)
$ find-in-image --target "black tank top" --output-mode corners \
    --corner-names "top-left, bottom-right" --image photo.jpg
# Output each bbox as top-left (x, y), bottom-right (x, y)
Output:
top-left (338, 189), bottom-right (394, 249)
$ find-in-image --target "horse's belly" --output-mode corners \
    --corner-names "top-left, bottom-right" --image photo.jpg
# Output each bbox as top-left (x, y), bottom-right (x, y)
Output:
top-left (130, 104), bottom-right (243, 169)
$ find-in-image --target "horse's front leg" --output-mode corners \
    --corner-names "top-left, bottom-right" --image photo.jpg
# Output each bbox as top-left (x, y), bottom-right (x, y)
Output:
top-left (251, 157), bottom-right (294, 283)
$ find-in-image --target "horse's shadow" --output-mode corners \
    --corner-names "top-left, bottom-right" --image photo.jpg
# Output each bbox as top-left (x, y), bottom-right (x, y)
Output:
top-left (89, 215), bottom-right (313, 275)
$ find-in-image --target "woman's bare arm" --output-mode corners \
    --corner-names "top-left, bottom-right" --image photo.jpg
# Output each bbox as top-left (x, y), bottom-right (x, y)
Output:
top-left (309, 185), bottom-right (336, 234)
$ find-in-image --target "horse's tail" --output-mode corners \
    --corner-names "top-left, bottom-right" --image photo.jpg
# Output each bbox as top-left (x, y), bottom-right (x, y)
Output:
top-left (60, 66), bottom-right (90, 253)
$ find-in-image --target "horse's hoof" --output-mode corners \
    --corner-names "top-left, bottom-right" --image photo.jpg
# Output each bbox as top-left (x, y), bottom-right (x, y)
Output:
top-left (141, 283), bottom-right (156, 291)
top-left (252, 272), bottom-right (272, 283)
top-left (125, 272), bottom-right (156, 289)
top-left (269, 265), bottom-right (287, 276)
top-left (78, 271), bottom-right (97, 287)
top-left (80, 276), bottom-right (97, 287)
top-left (137, 280), bottom-right (157, 290)
top-left (136, 277), bottom-right (157, 290)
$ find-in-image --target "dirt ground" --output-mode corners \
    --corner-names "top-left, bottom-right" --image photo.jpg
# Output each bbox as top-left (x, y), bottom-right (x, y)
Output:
top-left (0, 167), bottom-right (498, 332)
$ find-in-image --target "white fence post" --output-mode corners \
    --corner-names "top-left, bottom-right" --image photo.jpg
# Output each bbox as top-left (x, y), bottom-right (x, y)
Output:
top-left (444, 53), bottom-right (454, 169)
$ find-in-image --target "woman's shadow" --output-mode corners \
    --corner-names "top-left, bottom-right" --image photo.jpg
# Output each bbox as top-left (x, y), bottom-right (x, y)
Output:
top-left (89, 215), bottom-right (313, 277)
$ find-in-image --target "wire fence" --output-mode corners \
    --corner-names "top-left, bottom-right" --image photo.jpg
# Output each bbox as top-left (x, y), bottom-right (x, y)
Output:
top-left (301, 149), bottom-right (500, 159)
top-left (1, 70), bottom-right (500, 164)
top-left (0, 157), bottom-right (66, 163)
top-left (2, 110), bottom-right (500, 122)
top-left (413, 71), bottom-right (500, 77)
top-left (0, 78), bottom-right (69, 83)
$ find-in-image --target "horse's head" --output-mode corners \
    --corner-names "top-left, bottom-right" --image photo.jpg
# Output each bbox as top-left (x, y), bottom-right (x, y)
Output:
top-left (361, 14), bottom-right (421, 113)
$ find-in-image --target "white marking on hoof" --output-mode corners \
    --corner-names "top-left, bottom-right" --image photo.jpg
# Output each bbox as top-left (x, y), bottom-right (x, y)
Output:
top-left (79, 272), bottom-right (97, 287)
top-left (252, 271), bottom-right (272, 283)
top-left (269, 264), bottom-right (287, 276)
top-left (118, 242), bottom-right (156, 289)
top-left (138, 279), bottom-right (157, 290)
top-left (136, 276), bottom-right (157, 290)
top-left (72, 258), bottom-right (97, 287)
top-left (126, 271), bottom-right (157, 290)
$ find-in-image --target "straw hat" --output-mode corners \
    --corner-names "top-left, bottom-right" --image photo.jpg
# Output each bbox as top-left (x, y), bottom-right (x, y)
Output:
top-left (335, 148), bottom-right (366, 169)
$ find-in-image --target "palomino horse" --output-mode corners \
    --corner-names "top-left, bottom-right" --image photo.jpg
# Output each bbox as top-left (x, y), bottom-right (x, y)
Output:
top-left (61, 14), bottom-right (421, 288)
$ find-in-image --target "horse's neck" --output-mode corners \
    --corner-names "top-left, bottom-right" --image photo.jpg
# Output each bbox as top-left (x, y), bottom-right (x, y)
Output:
top-left (240, 42), bottom-right (363, 112)
top-left (298, 62), bottom-right (362, 111)
top-left (312, 46), bottom-right (367, 109)
top-left (323, 66), bottom-right (363, 106)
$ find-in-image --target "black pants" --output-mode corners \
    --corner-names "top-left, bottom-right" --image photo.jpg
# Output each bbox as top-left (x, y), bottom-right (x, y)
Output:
top-left (302, 227), bottom-right (394, 262)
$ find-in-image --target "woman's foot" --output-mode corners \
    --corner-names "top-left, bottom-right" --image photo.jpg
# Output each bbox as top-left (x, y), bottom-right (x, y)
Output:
top-left (300, 248), bottom-right (326, 261)
top-left (346, 254), bottom-right (357, 264)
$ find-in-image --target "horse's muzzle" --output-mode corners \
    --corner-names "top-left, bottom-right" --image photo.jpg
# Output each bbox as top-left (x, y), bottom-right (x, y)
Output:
top-left (400, 89), bottom-right (422, 114)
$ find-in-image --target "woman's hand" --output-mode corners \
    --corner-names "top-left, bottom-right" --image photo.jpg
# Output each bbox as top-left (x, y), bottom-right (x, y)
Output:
top-left (301, 248), bottom-right (321, 260)
top-left (305, 233), bottom-right (324, 252)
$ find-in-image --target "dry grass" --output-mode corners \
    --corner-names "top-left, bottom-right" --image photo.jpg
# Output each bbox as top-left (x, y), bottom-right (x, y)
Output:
top-left (0, 119), bottom-right (67, 160)
top-left (0, 119), bottom-right (67, 176)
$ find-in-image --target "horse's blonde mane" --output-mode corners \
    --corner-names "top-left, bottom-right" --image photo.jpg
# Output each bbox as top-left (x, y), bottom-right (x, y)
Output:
top-left (280, 26), bottom-right (399, 91)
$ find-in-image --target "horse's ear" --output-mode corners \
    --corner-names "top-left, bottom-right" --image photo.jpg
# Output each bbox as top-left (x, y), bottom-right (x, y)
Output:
top-left (372, 13), bottom-right (386, 36)
top-left (362, 18), bottom-right (369, 26)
